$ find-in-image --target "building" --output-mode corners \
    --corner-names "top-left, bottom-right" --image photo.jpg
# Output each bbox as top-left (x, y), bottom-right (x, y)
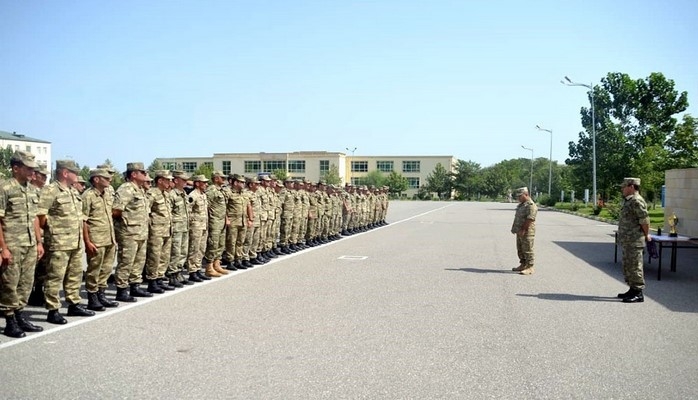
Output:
top-left (157, 152), bottom-right (456, 197)
top-left (0, 130), bottom-right (52, 169)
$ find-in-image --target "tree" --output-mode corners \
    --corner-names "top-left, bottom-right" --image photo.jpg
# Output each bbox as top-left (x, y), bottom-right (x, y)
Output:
top-left (385, 171), bottom-right (408, 197)
top-left (79, 166), bottom-right (90, 185)
top-left (451, 160), bottom-right (481, 200)
top-left (424, 162), bottom-right (452, 199)
top-left (665, 114), bottom-right (698, 169)
top-left (363, 170), bottom-right (386, 188)
top-left (272, 168), bottom-right (289, 181)
top-left (479, 163), bottom-right (514, 199)
top-left (0, 145), bottom-right (14, 178)
top-left (194, 163), bottom-right (214, 179)
top-left (321, 164), bottom-right (342, 185)
top-left (147, 159), bottom-right (163, 175)
top-left (100, 159), bottom-right (124, 190)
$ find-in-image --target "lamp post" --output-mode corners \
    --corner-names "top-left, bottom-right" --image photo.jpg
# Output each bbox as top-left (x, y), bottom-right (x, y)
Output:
top-left (562, 76), bottom-right (597, 208)
top-left (345, 147), bottom-right (357, 185)
top-left (521, 145), bottom-right (533, 192)
top-left (345, 147), bottom-right (357, 157)
top-left (535, 125), bottom-right (553, 196)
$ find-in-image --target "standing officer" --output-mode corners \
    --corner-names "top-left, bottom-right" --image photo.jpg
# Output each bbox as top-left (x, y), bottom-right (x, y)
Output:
top-left (0, 151), bottom-right (44, 337)
top-left (38, 160), bottom-right (92, 324)
top-left (510, 187), bottom-right (538, 275)
top-left (617, 178), bottom-right (650, 303)
top-left (82, 168), bottom-right (119, 312)
top-left (186, 175), bottom-right (210, 283)
top-left (223, 174), bottom-right (249, 270)
top-left (168, 170), bottom-right (191, 287)
top-left (144, 170), bottom-right (175, 293)
top-left (204, 171), bottom-right (229, 277)
top-left (279, 178), bottom-right (296, 253)
top-left (243, 177), bottom-right (262, 265)
top-left (112, 162), bottom-right (151, 302)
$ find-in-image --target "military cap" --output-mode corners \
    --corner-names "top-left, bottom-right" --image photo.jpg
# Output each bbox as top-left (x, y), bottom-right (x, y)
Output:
top-left (275, 180), bottom-right (283, 187)
top-left (56, 159), bottom-right (80, 174)
top-left (89, 168), bottom-right (112, 179)
top-left (76, 176), bottom-right (87, 183)
top-left (515, 187), bottom-right (529, 196)
top-left (35, 166), bottom-right (50, 176)
top-left (260, 175), bottom-right (271, 181)
top-left (284, 177), bottom-right (295, 183)
top-left (96, 164), bottom-right (116, 175)
top-left (318, 180), bottom-right (326, 186)
top-left (144, 172), bottom-right (154, 181)
top-left (10, 150), bottom-right (38, 168)
top-left (172, 170), bottom-right (191, 180)
top-left (154, 170), bottom-right (173, 180)
top-left (235, 175), bottom-right (246, 183)
top-left (621, 177), bottom-right (641, 187)
top-left (247, 176), bottom-right (260, 184)
top-left (192, 174), bottom-right (209, 182)
top-left (212, 170), bottom-right (225, 178)
top-left (126, 162), bottom-right (146, 172)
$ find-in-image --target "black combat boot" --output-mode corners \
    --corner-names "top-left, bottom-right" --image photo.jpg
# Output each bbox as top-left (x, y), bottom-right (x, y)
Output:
top-left (234, 260), bottom-right (246, 270)
top-left (617, 289), bottom-right (633, 299)
top-left (27, 285), bottom-right (44, 307)
top-left (225, 262), bottom-right (238, 271)
top-left (46, 310), bottom-right (67, 325)
top-left (97, 289), bottom-right (119, 307)
top-left (15, 310), bottom-right (43, 332)
top-left (130, 283), bottom-right (153, 298)
top-left (67, 304), bottom-right (96, 317)
top-left (188, 272), bottom-right (202, 283)
top-left (87, 292), bottom-right (106, 312)
top-left (3, 314), bottom-right (26, 338)
top-left (158, 278), bottom-right (175, 290)
top-left (146, 280), bottom-right (164, 294)
top-left (622, 289), bottom-right (644, 303)
top-left (178, 272), bottom-right (194, 285)
top-left (167, 274), bottom-right (183, 288)
top-left (115, 287), bottom-right (136, 303)
top-left (196, 270), bottom-right (211, 281)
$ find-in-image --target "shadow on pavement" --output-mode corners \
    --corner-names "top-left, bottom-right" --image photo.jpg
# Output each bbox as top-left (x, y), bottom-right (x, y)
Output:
top-left (517, 293), bottom-right (618, 302)
top-left (554, 240), bottom-right (698, 314)
top-left (445, 267), bottom-right (515, 274)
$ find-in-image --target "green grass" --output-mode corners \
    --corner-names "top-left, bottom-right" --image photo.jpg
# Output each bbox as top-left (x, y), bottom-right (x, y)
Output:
top-left (552, 202), bottom-right (664, 228)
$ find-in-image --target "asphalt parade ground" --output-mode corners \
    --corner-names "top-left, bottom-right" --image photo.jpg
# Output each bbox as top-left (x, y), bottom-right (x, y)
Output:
top-left (2, 201), bottom-right (698, 399)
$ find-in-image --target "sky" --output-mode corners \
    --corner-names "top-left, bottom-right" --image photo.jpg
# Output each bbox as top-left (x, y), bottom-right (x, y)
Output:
top-left (1, 0), bottom-right (696, 171)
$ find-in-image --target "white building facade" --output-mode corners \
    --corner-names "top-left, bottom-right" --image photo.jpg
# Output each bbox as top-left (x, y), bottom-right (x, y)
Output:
top-left (0, 130), bottom-right (52, 170)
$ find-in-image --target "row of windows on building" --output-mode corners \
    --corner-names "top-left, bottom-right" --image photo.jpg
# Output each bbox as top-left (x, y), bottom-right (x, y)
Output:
top-left (161, 160), bottom-right (422, 175)
top-left (9, 144), bottom-right (49, 156)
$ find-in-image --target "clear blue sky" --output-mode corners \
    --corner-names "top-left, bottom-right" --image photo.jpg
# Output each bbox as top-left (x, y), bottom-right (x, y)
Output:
top-left (1, 0), bottom-right (696, 171)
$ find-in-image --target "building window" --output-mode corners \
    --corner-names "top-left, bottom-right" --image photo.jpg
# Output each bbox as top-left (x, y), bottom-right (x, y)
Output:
top-left (376, 161), bottom-right (393, 172)
top-left (407, 177), bottom-right (420, 189)
top-left (245, 161), bottom-right (261, 173)
top-left (14, 145), bottom-right (19, 150)
top-left (182, 162), bottom-right (197, 173)
top-left (26, 145), bottom-right (31, 152)
top-left (288, 160), bottom-right (305, 173)
top-left (351, 161), bottom-right (368, 172)
top-left (162, 162), bottom-right (176, 170)
top-left (263, 160), bottom-right (285, 172)
top-left (319, 160), bottom-right (329, 173)
top-left (402, 161), bottom-right (420, 173)
top-left (222, 161), bottom-right (231, 176)
top-left (351, 177), bottom-right (367, 186)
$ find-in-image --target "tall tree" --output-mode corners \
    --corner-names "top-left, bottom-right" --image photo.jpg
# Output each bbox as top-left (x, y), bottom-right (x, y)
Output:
top-left (423, 162), bottom-right (452, 199)
top-left (385, 171), bottom-right (408, 197)
top-left (451, 160), bottom-right (481, 200)
top-left (321, 163), bottom-right (342, 185)
top-left (0, 145), bottom-right (14, 178)
top-left (665, 114), bottom-right (698, 169)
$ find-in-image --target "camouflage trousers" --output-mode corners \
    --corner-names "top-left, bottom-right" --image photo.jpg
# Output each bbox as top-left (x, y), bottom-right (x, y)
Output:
top-left (264, 218), bottom-right (277, 251)
top-left (280, 216), bottom-right (293, 246)
top-left (0, 245), bottom-right (37, 313)
top-left (621, 245), bottom-right (645, 290)
top-left (187, 228), bottom-right (207, 272)
top-left (257, 219), bottom-right (269, 253)
top-left (244, 225), bottom-right (260, 260)
top-left (516, 234), bottom-right (535, 267)
top-left (115, 236), bottom-right (147, 288)
top-left (145, 234), bottom-right (172, 280)
top-left (169, 230), bottom-right (188, 274)
top-left (85, 244), bottom-right (116, 293)
top-left (205, 221), bottom-right (226, 262)
top-left (224, 224), bottom-right (247, 261)
top-left (44, 248), bottom-right (83, 310)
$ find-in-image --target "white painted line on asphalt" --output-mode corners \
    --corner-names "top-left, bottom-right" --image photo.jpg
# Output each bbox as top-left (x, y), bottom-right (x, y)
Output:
top-left (338, 256), bottom-right (368, 260)
top-left (0, 203), bottom-right (453, 350)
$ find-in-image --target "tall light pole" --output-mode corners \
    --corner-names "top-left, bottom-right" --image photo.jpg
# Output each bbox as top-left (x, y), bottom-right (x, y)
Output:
top-left (345, 147), bottom-right (357, 185)
top-left (521, 145), bottom-right (533, 193)
top-left (345, 147), bottom-right (357, 157)
top-left (535, 125), bottom-right (553, 196)
top-left (562, 76), bottom-right (597, 208)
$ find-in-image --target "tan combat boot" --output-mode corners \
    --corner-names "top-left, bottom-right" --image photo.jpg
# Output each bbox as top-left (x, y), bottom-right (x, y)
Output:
top-left (213, 260), bottom-right (229, 275)
top-left (519, 267), bottom-right (535, 275)
top-left (205, 263), bottom-right (222, 278)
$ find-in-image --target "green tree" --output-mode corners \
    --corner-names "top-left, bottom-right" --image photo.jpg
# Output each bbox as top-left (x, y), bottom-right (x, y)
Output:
top-left (147, 159), bottom-right (163, 175)
top-left (194, 163), bottom-right (214, 179)
top-left (321, 163), bottom-right (342, 185)
top-left (79, 166), bottom-right (90, 185)
top-left (272, 168), bottom-right (289, 181)
top-left (363, 170), bottom-right (386, 188)
top-left (665, 114), bottom-right (698, 169)
top-left (451, 160), bottom-right (481, 200)
top-left (424, 162), bottom-right (452, 199)
top-left (385, 171), bottom-right (408, 197)
top-left (0, 145), bottom-right (14, 178)
top-left (479, 163), bottom-right (514, 199)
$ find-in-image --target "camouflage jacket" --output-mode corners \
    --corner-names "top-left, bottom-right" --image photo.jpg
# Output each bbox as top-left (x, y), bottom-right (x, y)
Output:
top-left (82, 187), bottom-right (115, 247)
top-left (38, 181), bottom-right (83, 251)
top-left (511, 198), bottom-right (537, 235)
top-left (146, 188), bottom-right (172, 237)
top-left (113, 181), bottom-right (149, 240)
top-left (618, 193), bottom-right (649, 247)
top-left (0, 177), bottom-right (39, 247)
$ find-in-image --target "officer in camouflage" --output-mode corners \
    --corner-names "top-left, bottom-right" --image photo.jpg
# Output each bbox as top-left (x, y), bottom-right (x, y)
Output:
top-left (144, 170), bottom-right (176, 293)
top-left (186, 174), bottom-right (211, 283)
top-left (168, 170), bottom-right (192, 287)
top-left (204, 171), bottom-right (229, 277)
top-left (617, 177), bottom-right (651, 303)
top-left (510, 187), bottom-right (538, 275)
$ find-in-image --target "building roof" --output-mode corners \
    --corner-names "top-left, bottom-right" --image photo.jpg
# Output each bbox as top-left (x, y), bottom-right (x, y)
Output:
top-left (0, 130), bottom-right (51, 144)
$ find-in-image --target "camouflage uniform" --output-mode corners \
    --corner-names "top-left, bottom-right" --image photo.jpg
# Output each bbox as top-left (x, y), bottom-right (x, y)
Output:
top-left (82, 181), bottom-right (116, 293)
top-left (113, 181), bottom-right (149, 288)
top-left (169, 181), bottom-right (190, 276)
top-left (279, 182), bottom-right (295, 248)
top-left (145, 181), bottom-right (172, 281)
top-left (224, 177), bottom-right (248, 264)
top-left (510, 189), bottom-right (538, 270)
top-left (618, 191), bottom-right (649, 290)
top-left (187, 184), bottom-right (208, 273)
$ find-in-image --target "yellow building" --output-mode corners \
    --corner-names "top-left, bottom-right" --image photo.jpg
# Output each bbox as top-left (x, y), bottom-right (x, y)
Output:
top-left (158, 152), bottom-right (455, 197)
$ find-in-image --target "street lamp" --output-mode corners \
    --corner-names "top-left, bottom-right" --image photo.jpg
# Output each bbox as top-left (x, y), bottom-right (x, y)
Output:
top-left (345, 147), bottom-right (357, 185)
top-left (521, 145), bottom-right (533, 193)
top-left (535, 125), bottom-right (553, 196)
top-left (345, 147), bottom-right (357, 157)
top-left (562, 76), bottom-right (597, 208)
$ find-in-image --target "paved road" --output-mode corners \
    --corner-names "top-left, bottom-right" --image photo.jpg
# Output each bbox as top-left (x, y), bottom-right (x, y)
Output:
top-left (2, 201), bottom-right (697, 399)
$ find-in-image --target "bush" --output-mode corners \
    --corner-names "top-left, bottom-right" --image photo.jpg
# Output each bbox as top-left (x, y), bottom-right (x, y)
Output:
top-left (605, 203), bottom-right (620, 219)
top-left (593, 206), bottom-right (603, 216)
top-left (570, 202), bottom-right (581, 211)
top-left (537, 195), bottom-right (557, 207)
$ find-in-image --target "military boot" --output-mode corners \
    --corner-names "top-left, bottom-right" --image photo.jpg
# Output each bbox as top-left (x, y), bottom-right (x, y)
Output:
top-left (130, 283), bottom-right (153, 298)
top-left (87, 292), bottom-right (106, 312)
top-left (15, 310), bottom-right (43, 332)
top-left (3, 314), bottom-right (26, 338)
top-left (512, 264), bottom-right (526, 272)
top-left (46, 310), bottom-right (67, 325)
top-left (115, 287), bottom-right (136, 303)
top-left (622, 289), bottom-right (644, 303)
top-left (97, 289), bottom-right (119, 307)
top-left (147, 280), bottom-right (165, 294)
top-left (197, 270), bottom-right (212, 280)
top-left (27, 285), bottom-right (44, 307)
top-left (157, 278), bottom-right (175, 290)
top-left (617, 289), bottom-right (633, 299)
top-left (212, 260), bottom-right (229, 275)
top-left (519, 267), bottom-right (535, 275)
top-left (167, 274), bottom-right (184, 288)
top-left (67, 304), bottom-right (96, 317)
top-left (205, 264), bottom-right (222, 278)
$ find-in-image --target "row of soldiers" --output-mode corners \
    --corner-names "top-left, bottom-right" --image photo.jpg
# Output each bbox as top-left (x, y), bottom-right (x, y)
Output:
top-left (1, 152), bottom-right (389, 338)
